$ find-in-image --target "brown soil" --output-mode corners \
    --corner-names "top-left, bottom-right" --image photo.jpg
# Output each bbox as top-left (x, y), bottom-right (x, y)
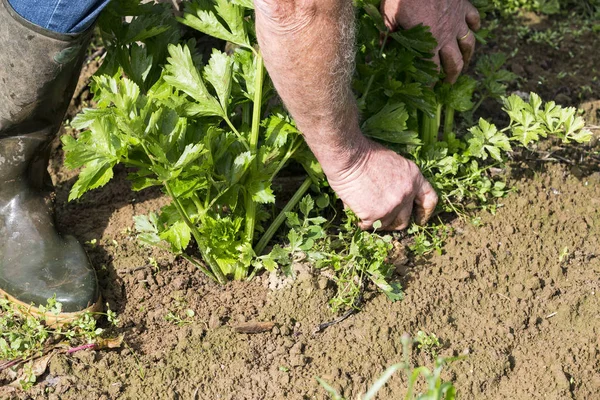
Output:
top-left (2, 10), bottom-right (600, 400)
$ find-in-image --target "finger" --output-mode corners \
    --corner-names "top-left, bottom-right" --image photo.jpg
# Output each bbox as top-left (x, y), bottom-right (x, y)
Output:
top-left (440, 43), bottom-right (465, 84)
top-left (388, 202), bottom-right (413, 231)
top-left (432, 51), bottom-right (441, 72)
top-left (358, 219), bottom-right (375, 230)
top-left (413, 179), bottom-right (438, 225)
top-left (465, 2), bottom-right (481, 31)
top-left (458, 29), bottom-right (477, 67)
top-left (380, 0), bottom-right (398, 31)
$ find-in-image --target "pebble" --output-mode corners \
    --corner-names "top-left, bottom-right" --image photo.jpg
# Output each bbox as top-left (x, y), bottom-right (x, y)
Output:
top-left (208, 313), bottom-right (222, 329)
top-left (525, 277), bottom-right (542, 291)
top-left (290, 342), bottom-right (305, 355)
top-left (552, 365), bottom-right (570, 390)
top-left (317, 276), bottom-right (329, 290)
top-left (289, 355), bottom-right (307, 367)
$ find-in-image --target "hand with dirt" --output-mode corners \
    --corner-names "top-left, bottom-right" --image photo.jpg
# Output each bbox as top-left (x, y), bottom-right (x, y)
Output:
top-left (381, 0), bottom-right (481, 83)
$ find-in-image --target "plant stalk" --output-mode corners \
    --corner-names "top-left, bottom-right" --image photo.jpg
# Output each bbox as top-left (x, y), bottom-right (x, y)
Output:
top-left (358, 31), bottom-right (389, 109)
top-left (137, 142), bottom-right (226, 283)
top-left (443, 105), bottom-right (455, 142)
top-left (243, 52), bottom-right (265, 247)
top-left (255, 176), bottom-right (313, 256)
top-left (164, 182), bottom-right (226, 284)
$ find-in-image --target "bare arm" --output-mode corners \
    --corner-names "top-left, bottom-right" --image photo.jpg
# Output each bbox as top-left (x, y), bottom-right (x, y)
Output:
top-left (254, 0), bottom-right (438, 230)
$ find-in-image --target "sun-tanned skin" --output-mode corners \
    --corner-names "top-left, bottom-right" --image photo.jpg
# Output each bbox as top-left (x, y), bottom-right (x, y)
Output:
top-left (254, 0), bottom-right (480, 231)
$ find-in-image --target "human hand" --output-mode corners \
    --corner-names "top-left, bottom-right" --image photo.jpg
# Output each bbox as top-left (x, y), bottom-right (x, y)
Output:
top-left (381, 0), bottom-right (481, 83)
top-left (324, 139), bottom-right (438, 231)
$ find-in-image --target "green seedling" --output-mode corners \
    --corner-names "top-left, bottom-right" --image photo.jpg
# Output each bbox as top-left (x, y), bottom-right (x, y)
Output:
top-left (415, 330), bottom-right (442, 358)
top-left (318, 334), bottom-right (461, 400)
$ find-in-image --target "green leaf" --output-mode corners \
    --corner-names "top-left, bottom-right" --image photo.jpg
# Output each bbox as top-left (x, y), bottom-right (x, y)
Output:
top-left (437, 76), bottom-right (477, 112)
top-left (164, 44), bottom-right (223, 117)
top-left (204, 49), bottom-right (234, 113)
top-left (467, 118), bottom-right (511, 162)
top-left (230, 0), bottom-right (254, 9)
top-left (362, 102), bottom-right (420, 145)
top-left (160, 220), bottom-right (192, 253)
top-left (262, 114), bottom-right (300, 148)
top-left (299, 196), bottom-right (315, 217)
top-left (69, 160), bottom-right (115, 201)
top-left (390, 24), bottom-right (437, 56)
top-left (248, 180), bottom-right (276, 204)
top-left (173, 143), bottom-right (206, 170)
top-left (179, 0), bottom-right (250, 48)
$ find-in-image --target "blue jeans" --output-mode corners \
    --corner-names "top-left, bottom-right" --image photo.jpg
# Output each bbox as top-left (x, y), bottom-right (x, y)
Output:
top-left (7, 0), bottom-right (111, 34)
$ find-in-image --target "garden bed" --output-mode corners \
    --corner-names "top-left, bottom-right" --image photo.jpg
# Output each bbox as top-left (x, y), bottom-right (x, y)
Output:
top-left (2, 7), bottom-right (600, 400)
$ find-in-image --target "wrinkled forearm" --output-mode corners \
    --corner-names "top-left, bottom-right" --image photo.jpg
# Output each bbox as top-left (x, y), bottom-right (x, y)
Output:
top-left (254, 0), bottom-right (368, 176)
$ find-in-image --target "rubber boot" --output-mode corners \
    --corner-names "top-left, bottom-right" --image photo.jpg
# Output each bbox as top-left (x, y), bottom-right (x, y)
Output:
top-left (0, 0), bottom-right (101, 323)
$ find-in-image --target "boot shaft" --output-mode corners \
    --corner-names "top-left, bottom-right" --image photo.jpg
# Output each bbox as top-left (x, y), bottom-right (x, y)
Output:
top-left (0, 0), bottom-right (93, 183)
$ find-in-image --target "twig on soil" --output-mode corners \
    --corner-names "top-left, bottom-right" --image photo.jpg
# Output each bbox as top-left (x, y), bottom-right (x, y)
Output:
top-left (67, 343), bottom-right (97, 354)
top-left (117, 264), bottom-right (152, 275)
top-left (495, 292), bottom-right (511, 301)
top-left (313, 277), bottom-right (366, 334)
top-left (0, 359), bottom-right (20, 372)
top-left (313, 308), bottom-right (358, 334)
top-left (232, 321), bottom-right (276, 334)
top-left (545, 312), bottom-right (557, 319)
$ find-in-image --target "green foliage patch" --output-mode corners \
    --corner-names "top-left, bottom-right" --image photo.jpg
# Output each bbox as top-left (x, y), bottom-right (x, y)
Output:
top-left (63, 0), bottom-right (592, 311)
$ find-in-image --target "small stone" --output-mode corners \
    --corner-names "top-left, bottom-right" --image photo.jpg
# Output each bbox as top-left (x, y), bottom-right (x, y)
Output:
top-left (280, 325), bottom-right (292, 336)
top-left (208, 313), bottom-right (222, 329)
top-left (289, 355), bottom-right (307, 367)
top-left (511, 283), bottom-right (525, 297)
top-left (525, 277), bottom-right (541, 291)
top-left (552, 365), bottom-right (570, 389)
top-left (290, 342), bottom-right (305, 355)
top-left (317, 276), bottom-right (329, 290)
top-left (134, 270), bottom-right (147, 281)
top-left (108, 382), bottom-right (123, 397)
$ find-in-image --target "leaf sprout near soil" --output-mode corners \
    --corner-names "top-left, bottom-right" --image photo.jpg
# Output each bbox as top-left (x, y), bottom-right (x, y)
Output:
top-left (62, 0), bottom-right (593, 313)
top-left (318, 333), bottom-right (462, 400)
top-left (0, 297), bottom-right (120, 389)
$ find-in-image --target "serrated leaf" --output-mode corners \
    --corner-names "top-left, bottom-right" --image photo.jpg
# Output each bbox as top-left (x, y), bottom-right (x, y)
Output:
top-left (164, 44), bottom-right (223, 117)
top-left (262, 114), bottom-right (299, 148)
top-left (248, 180), bottom-right (276, 204)
top-left (231, 0), bottom-right (254, 9)
top-left (299, 196), bottom-right (315, 217)
top-left (204, 49), bottom-right (234, 112)
top-left (362, 102), bottom-right (420, 145)
top-left (173, 143), bottom-right (206, 170)
top-left (179, 0), bottom-right (250, 48)
top-left (69, 160), bottom-right (115, 201)
top-left (160, 220), bottom-right (191, 253)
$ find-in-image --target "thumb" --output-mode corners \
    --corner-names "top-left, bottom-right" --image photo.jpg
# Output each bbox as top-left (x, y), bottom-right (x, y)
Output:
top-left (413, 178), bottom-right (438, 225)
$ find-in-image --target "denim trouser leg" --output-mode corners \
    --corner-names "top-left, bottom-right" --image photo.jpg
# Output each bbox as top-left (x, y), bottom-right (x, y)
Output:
top-left (7, 0), bottom-right (111, 33)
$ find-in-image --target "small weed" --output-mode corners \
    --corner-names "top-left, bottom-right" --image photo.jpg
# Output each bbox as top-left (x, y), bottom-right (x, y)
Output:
top-left (260, 200), bottom-right (402, 313)
top-left (318, 334), bottom-right (462, 399)
top-left (415, 331), bottom-right (442, 358)
top-left (559, 246), bottom-right (570, 263)
top-left (0, 297), bottom-right (119, 389)
top-left (165, 309), bottom-right (195, 326)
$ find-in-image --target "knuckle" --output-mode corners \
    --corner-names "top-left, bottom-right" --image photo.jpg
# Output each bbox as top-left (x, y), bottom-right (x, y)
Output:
top-left (255, 0), bottom-right (317, 30)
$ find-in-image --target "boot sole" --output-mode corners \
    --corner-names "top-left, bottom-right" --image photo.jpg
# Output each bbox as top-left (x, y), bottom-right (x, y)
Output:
top-left (0, 288), bottom-right (102, 326)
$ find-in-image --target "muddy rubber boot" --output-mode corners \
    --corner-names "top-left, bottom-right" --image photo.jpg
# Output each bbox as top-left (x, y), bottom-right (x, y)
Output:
top-left (0, 0), bottom-right (101, 323)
